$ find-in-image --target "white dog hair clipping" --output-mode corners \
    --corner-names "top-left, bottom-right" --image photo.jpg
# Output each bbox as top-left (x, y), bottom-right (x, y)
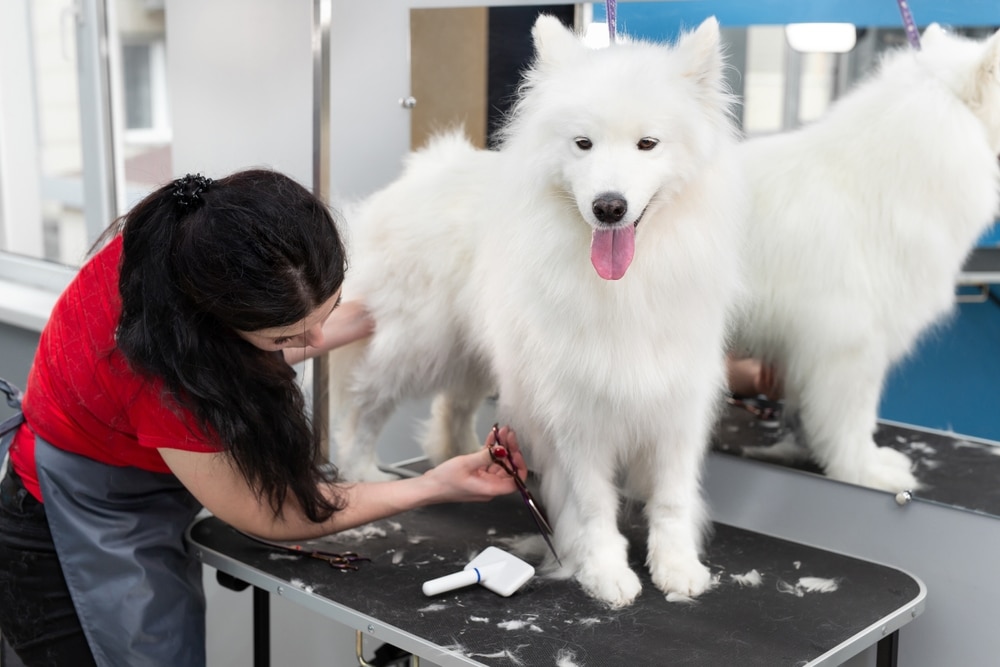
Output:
top-left (422, 546), bottom-right (534, 598)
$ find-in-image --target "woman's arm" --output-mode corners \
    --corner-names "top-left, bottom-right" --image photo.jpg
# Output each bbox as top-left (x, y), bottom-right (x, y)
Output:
top-left (283, 299), bottom-right (375, 366)
top-left (160, 426), bottom-right (525, 541)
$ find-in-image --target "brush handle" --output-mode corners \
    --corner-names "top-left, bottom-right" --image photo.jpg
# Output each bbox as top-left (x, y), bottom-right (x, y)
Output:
top-left (422, 567), bottom-right (484, 597)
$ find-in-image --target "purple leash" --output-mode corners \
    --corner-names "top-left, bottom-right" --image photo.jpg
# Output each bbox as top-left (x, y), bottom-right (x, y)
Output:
top-left (896, 0), bottom-right (921, 50)
top-left (606, 0), bottom-right (616, 44)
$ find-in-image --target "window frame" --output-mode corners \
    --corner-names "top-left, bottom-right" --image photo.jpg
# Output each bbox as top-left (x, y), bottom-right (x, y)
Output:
top-left (0, 0), bottom-right (119, 303)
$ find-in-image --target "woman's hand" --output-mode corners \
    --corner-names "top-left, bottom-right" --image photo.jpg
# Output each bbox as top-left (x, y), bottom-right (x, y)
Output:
top-left (284, 299), bottom-right (375, 365)
top-left (326, 299), bottom-right (376, 348)
top-left (420, 425), bottom-right (527, 503)
top-left (755, 362), bottom-right (782, 400)
top-left (726, 355), bottom-right (782, 400)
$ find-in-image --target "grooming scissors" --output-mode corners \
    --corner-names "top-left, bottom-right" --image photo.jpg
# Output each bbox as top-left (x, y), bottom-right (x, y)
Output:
top-left (240, 531), bottom-right (370, 571)
top-left (489, 424), bottom-right (561, 565)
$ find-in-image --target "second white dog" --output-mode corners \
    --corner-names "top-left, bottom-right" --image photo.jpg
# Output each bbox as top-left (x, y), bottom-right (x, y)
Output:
top-left (733, 24), bottom-right (1000, 492)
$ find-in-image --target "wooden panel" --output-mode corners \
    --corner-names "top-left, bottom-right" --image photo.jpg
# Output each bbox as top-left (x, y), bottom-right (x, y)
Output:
top-left (410, 8), bottom-right (488, 150)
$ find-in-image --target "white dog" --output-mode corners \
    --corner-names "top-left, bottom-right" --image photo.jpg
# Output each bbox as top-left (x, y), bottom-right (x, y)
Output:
top-left (733, 24), bottom-right (1000, 493)
top-left (330, 15), bottom-right (745, 607)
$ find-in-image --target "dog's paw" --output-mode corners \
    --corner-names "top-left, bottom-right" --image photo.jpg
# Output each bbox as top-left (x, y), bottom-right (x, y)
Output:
top-left (875, 445), bottom-right (915, 471)
top-left (576, 563), bottom-right (643, 608)
top-left (741, 432), bottom-right (812, 465)
top-left (649, 555), bottom-right (713, 599)
top-left (827, 447), bottom-right (920, 493)
top-left (861, 447), bottom-right (920, 492)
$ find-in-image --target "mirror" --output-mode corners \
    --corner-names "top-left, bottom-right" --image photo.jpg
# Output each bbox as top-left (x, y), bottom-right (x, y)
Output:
top-left (396, 4), bottom-right (1000, 515)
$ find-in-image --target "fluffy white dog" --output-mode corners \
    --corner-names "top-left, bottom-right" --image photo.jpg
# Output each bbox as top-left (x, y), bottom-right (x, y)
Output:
top-left (330, 15), bottom-right (745, 607)
top-left (733, 24), bottom-right (1000, 492)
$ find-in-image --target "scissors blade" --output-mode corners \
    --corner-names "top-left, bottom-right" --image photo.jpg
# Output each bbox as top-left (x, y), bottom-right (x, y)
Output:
top-left (517, 486), bottom-right (561, 564)
top-left (518, 485), bottom-right (553, 535)
top-left (525, 499), bottom-right (561, 565)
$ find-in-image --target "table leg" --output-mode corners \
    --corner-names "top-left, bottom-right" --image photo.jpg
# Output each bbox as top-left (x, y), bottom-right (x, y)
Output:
top-left (253, 586), bottom-right (270, 667)
top-left (875, 630), bottom-right (899, 667)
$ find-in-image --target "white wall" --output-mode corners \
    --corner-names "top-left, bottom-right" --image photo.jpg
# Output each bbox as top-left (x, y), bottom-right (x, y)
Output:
top-left (166, 0), bottom-right (314, 185)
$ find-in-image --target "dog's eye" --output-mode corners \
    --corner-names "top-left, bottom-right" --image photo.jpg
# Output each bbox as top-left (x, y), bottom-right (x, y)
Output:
top-left (637, 137), bottom-right (659, 151)
top-left (574, 137), bottom-right (593, 150)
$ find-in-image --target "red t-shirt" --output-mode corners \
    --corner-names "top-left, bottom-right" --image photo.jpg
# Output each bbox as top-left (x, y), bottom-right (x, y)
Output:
top-left (10, 235), bottom-right (219, 501)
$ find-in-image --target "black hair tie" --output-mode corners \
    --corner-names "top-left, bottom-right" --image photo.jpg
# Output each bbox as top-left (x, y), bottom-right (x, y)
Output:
top-left (172, 173), bottom-right (213, 210)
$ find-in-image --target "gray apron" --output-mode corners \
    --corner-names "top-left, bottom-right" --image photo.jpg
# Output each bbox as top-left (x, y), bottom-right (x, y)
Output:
top-left (33, 436), bottom-right (206, 667)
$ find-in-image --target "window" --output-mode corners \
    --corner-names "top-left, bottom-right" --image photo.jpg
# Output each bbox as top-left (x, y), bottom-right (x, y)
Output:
top-left (124, 42), bottom-right (154, 129)
top-left (122, 39), bottom-right (170, 145)
top-left (0, 0), bottom-right (169, 290)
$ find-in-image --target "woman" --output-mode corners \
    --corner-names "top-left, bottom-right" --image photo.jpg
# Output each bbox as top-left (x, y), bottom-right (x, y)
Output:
top-left (0, 170), bottom-right (525, 667)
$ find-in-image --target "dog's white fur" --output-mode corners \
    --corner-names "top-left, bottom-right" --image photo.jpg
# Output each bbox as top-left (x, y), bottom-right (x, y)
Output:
top-left (330, 16), bottom-right (745, 606)
top-left (734, 24), bottom-right (1000, 492)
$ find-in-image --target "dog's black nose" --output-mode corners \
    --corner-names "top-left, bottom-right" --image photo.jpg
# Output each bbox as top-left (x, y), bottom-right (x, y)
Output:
top-left (592, 193), bottom-right (627, 224)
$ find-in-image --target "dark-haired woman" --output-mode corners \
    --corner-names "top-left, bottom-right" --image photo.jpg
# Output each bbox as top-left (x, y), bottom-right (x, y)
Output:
top-left (0, 170), bottom-right (526, 667)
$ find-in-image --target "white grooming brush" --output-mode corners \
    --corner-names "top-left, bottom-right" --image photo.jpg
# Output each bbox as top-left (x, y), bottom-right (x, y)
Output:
top-left (422, 546), bottom-right (534, 597)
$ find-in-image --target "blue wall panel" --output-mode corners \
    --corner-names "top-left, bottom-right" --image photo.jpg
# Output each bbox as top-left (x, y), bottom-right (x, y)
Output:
top-left (880, 293), bottom-right (1000, 442)
top-left (595, 0), bottom-right (1000, 39)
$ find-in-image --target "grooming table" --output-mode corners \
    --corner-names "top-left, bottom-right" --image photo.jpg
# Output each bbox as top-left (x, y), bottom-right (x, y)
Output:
top-left (188, 472), bottom-right (924, 667)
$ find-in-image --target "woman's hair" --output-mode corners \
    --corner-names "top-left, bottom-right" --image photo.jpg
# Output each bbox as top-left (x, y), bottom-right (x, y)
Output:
top-left (108, 169), bottom-right (347, 522)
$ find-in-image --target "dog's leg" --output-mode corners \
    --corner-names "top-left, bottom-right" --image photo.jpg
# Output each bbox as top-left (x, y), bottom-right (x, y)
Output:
top-left (633, 409), bottom-right (713, 599)
top-left (420, 379), bottom-right (493, 465)
top-left (796, 354), bottom-right (918, 492)
top-left (333, 390), bottom-right (401, 482)
top-left (326, 341), bottom-right (403, 482)
top-left (541, 441), bottom-right (642, 608)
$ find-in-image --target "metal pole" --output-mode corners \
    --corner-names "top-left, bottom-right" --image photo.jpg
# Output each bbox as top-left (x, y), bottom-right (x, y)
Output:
top-left (311, 0), bottom-right (332, 461)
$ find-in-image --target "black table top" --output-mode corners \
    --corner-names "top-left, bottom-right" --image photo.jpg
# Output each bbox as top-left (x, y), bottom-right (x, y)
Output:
top-left (714, 403), bottom-right (1000, 518)
top-left (188, 487), bottom-right (923, 666)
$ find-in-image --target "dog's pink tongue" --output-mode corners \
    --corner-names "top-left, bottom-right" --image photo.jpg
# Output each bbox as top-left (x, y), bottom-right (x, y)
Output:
top-left (590, 227), bottom-right (635, 280)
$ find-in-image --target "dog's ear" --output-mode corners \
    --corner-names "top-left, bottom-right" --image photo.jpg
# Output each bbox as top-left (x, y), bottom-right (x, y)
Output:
top-left (980, 27), bottom-right (1000, 83)
top-left (965, 28), bottom-right (1000, 154)
top-left (921, 22), bottom-right (947, 45)
top-left (970, 27), bottom-right (1000, 106)
top-left (675, 16), bottom-right (723, 90)
top-left (532, 14), bottom-right (584, 68)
